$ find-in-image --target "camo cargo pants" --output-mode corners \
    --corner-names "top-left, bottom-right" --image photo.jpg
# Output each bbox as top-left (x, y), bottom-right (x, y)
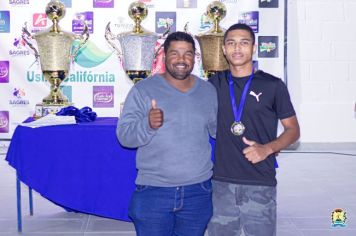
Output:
top-left (207, 180), bottom-right (276, 236)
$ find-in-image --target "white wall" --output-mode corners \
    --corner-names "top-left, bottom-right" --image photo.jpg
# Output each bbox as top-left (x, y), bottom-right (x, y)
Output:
top-left (288, 0), bottom-right (356, 142)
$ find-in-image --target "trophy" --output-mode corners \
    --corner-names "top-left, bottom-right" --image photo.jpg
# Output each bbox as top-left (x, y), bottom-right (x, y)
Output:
top-left (22, 0), bottom-right (89, 117)
top-left (105, 1), bottom-right (167, 84)
top-left (195, 1), bottom-right (228, 78)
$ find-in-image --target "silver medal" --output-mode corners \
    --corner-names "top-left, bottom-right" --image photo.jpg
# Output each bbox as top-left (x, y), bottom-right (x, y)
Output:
top-left (231, 121), bottom-right (245, 136)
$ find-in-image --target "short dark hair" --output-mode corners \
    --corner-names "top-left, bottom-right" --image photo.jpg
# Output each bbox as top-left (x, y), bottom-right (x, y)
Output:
top-left (163, 31), bottom-right (196, 54)
top-left (224, 23), bottom-right (255, 44)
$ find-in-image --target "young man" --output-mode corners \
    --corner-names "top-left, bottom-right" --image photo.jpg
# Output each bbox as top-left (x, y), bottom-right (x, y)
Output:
top-left (207, 23), bottom-right (300, 236)
top-left (117, 32), bottom-right (217, 236)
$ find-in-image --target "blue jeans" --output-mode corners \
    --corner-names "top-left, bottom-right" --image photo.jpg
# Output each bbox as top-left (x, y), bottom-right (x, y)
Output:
top-left (128, 179), bottom-right (213, 236)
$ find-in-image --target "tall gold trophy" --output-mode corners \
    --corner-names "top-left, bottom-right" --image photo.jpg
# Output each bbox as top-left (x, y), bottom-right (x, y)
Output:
top-left (196, 1), bottom-right (228, 78)
top-left (22, 0), bottom-right (89, 116)
top-left (105, 1), bottom-right (160, 84)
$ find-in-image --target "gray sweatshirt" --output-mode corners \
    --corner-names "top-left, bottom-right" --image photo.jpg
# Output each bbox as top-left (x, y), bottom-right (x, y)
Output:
top-left (116, 74), bottom-right (217, 187)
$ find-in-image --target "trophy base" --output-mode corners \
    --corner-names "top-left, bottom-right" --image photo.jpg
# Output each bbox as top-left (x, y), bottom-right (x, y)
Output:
top-left (127, 70), bottom-right (151, 84)
top-left (34, 103), bottom-right (72, 119)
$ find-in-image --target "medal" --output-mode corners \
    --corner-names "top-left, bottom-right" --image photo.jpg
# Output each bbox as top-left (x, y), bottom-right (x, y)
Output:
top-left (228, 71), bottom-right (254, 136)
top-left (231, 121), bottom-right (245, 136)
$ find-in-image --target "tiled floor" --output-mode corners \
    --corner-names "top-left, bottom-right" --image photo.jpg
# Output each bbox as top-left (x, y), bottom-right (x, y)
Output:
top-left (1, 142), bottom-right (356, 236)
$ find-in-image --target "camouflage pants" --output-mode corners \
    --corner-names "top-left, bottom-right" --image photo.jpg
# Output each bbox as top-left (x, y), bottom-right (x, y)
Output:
top-left (207, 180), bottom-right (276, 236)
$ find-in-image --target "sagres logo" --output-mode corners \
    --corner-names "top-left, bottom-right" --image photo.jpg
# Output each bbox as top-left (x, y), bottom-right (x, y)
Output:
top-left (9, 0), bottom-right (30, 6)
top-left (9, 37), bottom-right (30, 56)
top-left (0, 61), bottom-right (9, 83)
top-left (156, 12), bottom-right (176, 34)
top-left (0, 111), bottom-right (9, 133)
top-left (10, 87), bottom-right (29, 106)
top-left (258, 36), bottom-right (278, 58)
top-left (0, 11), bottom-right (10, 33)
top-left (93, 86), bottom-right (114, 108)
top-left (331, 208), bottom-right (347, 228)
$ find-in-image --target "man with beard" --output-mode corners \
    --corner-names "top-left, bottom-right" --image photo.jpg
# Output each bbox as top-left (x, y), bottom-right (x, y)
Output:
top-left (207, 23), bottom-right (300, 236)
top-left (117, 31), bottom-right (217, 236)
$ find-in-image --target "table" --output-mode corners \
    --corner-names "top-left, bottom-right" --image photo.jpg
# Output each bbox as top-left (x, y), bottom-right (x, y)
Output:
top-left (5, 117), bottom-right (137, 231)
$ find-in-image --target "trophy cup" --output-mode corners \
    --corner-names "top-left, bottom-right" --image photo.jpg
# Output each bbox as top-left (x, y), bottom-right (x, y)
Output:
top-left (105, 1), bottom-right (164, 84)
top-left (195, 1), bottom-right (228, 78)
top-left (22, 0), bottom-right (89, 117)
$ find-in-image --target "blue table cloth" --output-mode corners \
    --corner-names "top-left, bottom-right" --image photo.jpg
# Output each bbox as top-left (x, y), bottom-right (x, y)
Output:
top-left (6, 117), bottom-right (137, 221)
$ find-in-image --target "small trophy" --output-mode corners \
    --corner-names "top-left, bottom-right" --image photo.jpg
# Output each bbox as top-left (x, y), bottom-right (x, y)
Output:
top-left (195, 1), bottom-right (228, 78)
top-left (22, 0), bottom-right (89, 117)
top-left (105, 1), bottom-right (166, 84)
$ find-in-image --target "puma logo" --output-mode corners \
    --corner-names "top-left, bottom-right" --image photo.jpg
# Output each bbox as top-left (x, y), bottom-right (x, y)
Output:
top-left (249, 91), bottom-right (262, 102)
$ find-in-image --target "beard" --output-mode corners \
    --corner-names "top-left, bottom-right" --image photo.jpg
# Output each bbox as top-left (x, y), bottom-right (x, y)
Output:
top-left (165, 62), bottom-right (193, 81)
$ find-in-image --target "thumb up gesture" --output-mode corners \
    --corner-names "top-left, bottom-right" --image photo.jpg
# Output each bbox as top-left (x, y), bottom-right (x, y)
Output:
top-left (149, 99), bottom-right (164, 129)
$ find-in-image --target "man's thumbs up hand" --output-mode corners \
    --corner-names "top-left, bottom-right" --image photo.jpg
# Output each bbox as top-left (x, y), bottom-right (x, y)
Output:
top-left (149, 99), bottom-right (163, 129)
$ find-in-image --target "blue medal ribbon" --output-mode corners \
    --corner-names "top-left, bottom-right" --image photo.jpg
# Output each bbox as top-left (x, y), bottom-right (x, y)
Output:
top-left (228, 71), bottom-right (254, 123)
top-left (228, 71), bottom-right (279, 168)
top-left (56, 106), bottom-right (97, 123)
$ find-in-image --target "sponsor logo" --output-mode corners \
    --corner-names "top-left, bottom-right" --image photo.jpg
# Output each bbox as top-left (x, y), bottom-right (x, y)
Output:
top-left (139, 0), bottom-right (154, 8)
top-left (114, 17), bottom-right (134, 32)
top-left (199, 12), bottom-right (213, 32)
top-left (176, 0), bottom-right (197, 8)
top-left (93, 0), bottom-right (114, 8)
top-left (9, 0), bottom-right (30, 6)
top-left (239, 11), bottom-right (259, 33)
top-left (258, 36), bottom-right (278, 58)
top-left (93, 86), bottom-right (114, 108)
top-left (331, 208), bottom-right (347, 228)
top-left (61, 0), bottom-right (72, 8)
top-left (72, 12), bottom-right (94, 34)
top-left (60, 86), bottom-right (72, 102)
top-left (9, 37), bottom-right (30, 56)
top-left (33, 13), bottom-right (47, 27)
top-left (9, 88), bottom-right (30, 106)
top-left (259, 0), bottom-right (279, 8)
top-left (219, 0), bottom-right (238, 3)
top-left (0, 11), bottom-right (10, 33)
top-left (0, 61), bottom-right (9, 83)
top-left (26, 71), bottom-right (116, 83)
top-left (72, 40), bottom-right (113, 68)
top-left (155, 12), bottom-right (176, 34)
top-left (0, 111), bottom-right (9, 133)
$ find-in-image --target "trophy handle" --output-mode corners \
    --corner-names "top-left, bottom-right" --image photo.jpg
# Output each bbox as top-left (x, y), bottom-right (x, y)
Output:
top-left (153, 22), bottom-right (172, 60)
top-left (71, 22), bottom-right (89, 63)
top-left (22, 22), bottom-right (40, 68)
top-left (105, 22), bottom-right (123, 64)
